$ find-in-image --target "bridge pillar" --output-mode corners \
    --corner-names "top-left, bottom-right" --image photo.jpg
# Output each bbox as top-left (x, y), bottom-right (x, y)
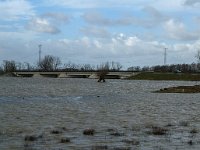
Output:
top-left (58, 73), bottom-right (68, 78)
top-left (88, 73), bottom-right (98, 79)
top-left (33, 73), bottom-right (43, 78)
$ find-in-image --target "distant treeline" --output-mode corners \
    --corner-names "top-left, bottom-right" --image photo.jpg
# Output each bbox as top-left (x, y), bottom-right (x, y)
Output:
top-left (1, 54), bottom-right (200, 74)
top-left (128, 63), bottom-right (200, 73)
top-left (129, 49), bottom-right (200, 73)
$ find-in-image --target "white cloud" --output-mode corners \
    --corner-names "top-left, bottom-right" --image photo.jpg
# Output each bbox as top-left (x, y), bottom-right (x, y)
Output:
top-left (0, 30), bottom-right (199, 66)
top-left (0, 0), bottom-right (34, 20)
top-left (26, 17), bottom-right (60, 34)
top-left (93, 40), bottom-right (102, 48)
top-left (42, 35), bottom-right (200, 66)
top-left (163, 19), bottom-right (199, 41)
top-left (125, 36), bottom-right (141, 46)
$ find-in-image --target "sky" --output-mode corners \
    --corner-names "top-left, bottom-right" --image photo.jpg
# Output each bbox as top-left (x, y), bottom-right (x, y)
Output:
top-left (0, 0), bottom-right (200, 68)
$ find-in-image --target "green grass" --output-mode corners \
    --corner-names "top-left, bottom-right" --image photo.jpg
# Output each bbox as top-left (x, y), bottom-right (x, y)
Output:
top-left (128, 72), bottom-right (200, 81)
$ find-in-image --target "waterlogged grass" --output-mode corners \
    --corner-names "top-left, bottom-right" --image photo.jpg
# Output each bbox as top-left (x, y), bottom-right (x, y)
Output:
top-left (157, 85), bottom-right (200, 93)
top-left (128, 72), bottom-right (200, 81)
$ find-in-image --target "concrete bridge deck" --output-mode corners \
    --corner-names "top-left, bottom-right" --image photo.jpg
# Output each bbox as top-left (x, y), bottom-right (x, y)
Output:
top-left (13, 71), bottom-right (137, 79)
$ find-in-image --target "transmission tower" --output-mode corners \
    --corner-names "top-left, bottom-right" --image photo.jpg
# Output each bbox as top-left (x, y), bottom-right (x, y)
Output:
top-left (38, 44), bottom-right (42, 64)
top-left (164, 47), bottom-right (167, 65)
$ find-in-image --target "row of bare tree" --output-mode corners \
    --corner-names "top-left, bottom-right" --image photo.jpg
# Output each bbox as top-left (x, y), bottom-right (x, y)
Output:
top-left (0, 55), bottom-right (122, 73)
top-left (128, 63), bottom-right (200, 73)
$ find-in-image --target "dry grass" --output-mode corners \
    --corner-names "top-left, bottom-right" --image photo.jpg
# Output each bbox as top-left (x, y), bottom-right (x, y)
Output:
top-left (146, 126), bottom-right (168, 135)
top-left (51, 130), bottom-right (62, 134)
top-left (91, 145), bottom-right (108, 150)
top-left (122, 139), bottom-right (140, 145)
top-left (60, 137), bottom-right (71, 143)
top-left (190, 128), bottom-right (198, 134)
top-left (158, 85), bottom-right (200, 93)
top-left (83, 128), bottom-right (95, 135)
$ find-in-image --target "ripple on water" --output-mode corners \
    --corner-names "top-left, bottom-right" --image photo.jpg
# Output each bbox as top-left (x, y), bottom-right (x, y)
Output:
top-left (1, 78), bottom-right (200, 149)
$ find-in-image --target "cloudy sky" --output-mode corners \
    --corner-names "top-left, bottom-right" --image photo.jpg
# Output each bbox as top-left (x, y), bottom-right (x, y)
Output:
top-left (0, 0), bottom-right (200, 68)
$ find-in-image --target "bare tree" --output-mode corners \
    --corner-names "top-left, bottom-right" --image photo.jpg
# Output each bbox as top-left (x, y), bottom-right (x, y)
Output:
top-left (196, 50), bottom-right (200, 63)
top-left (96, 62), bottom-right (110, 82)
top-left (24, 62), bottom-right (33, 71)
top-left (2, 60), bottom-right (17, 72)
top-left (108, 61), bottom-right (123, 71)
top-left (53, 56), bottom-right (62, 70)
top-left (16, 62), bottom-right (23, 71)
top-left (81, 64), bottom-right (95, 71)
top-left (195, 50), bottom-right (200, 71)
top-left (38, 55), bottom-right (62, 71)
top-left (115, 62), bottom-right (123, 71)
top-left (127, 66), bottom-right (140, 71)
top-left (0, 66), bottom-right (3, 74)
top-left (64, 61), bottom-right (79, 71)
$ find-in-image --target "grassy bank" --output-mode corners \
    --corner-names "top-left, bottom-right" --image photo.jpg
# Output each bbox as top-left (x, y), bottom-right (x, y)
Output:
top-left (128, 72), bottom-right (200, 81)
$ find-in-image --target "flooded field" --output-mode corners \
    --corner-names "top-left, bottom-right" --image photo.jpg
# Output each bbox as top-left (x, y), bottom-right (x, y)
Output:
top-left (0, 77), bottom-right (200, 150)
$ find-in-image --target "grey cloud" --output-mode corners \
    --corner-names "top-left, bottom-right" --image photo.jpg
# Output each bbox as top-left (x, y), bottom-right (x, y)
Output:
top-left (26, 12), bottom-right (71, 34)
top-left (184, 0), bottom-right (200, 6)
top-left (26, 17), bottom-right (60, 34)
top-left (123, 6), bottom-right (168, 28)
top-left (163, 19), bottom-right (199, 41)
top-left (80, 26), bottom-right (111, 38)
top-left (142, 6), bottom-right (168, 22)
top-left (82, 12), bottom-right (114, 26)
top-left (82, 7), bottom-right (168, 28)
top-left (82, 12), bottom-right (140, 26)
top-left (42, 12), bottom-right (70, 23)
top-left (83, 12), bottom-right (139, 27)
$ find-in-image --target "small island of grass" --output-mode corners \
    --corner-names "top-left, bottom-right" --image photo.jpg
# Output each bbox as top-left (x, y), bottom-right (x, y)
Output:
top-left (128, 72), bottom-right (200, 93)
top-left (156, 85), bottom-right (200, 93)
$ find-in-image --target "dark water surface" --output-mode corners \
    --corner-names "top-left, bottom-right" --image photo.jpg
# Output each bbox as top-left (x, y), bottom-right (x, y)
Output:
top-left (0, 77), bottom-right (200, 150)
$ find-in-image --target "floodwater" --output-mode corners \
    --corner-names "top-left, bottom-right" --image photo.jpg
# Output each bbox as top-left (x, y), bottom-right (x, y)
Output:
top-left (0, 77), bottom-right (200, 150)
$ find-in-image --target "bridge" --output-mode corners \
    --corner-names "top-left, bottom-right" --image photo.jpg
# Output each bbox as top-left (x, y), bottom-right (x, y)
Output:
top-left (13, 71), bottom-right (137, 79)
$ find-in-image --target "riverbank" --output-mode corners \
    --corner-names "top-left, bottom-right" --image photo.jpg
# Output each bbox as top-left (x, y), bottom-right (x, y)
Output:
top-left (128, 72), bottom-right (200, 81)
top-left (0, 72), bottom-right (16, 77)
